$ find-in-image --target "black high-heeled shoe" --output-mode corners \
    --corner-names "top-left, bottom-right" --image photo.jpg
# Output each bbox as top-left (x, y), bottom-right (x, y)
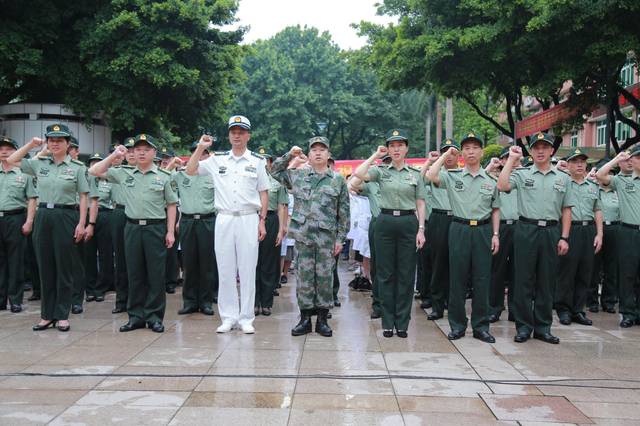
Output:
top-left (32, 320), bottom-right (57, 331)
top-left (57, 322), bottom-right (70, 332)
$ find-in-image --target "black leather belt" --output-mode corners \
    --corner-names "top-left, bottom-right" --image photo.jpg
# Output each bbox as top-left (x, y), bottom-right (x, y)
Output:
top-left (0, 208), bottom-right (26, 217)
top-left (38, 203), bottom-right (77, 210)
top-left (572, 220), bottom-right (594, 226)
top-left (604, 220), bottom-right (620, 226)
top-left (126, 218), bottom-right (165, 225)
top-left (622, 222), bottom-right (640, 231)
top-left (181, 212), bottom-right (215, 220)
top-left (381, 208), bottom-right (415, 217)
top-left (115, 204), bottom-right (125, 210)
top-left (519, 217), bottom-right (558, 227)
top-left (432, 208), bottom-right (453, 216)
top-left (98, 207), bottom-right (113, 212)
top-left (500, 219), bottom-right (517, 225)
top-left (453, 216), bottom-right (491, 226)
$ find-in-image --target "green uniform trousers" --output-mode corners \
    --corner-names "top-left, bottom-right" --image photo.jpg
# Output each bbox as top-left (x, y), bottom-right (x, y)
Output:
top-left (180, 215), bottom-right (217, 310)
top-left (554, 223), bottom-right (596, 317)
top-left (0, 213), bottom-right (26, 306)
top-left (25, 234), bottom-right (40, 298)
top-left (513, 222), bottom-right (560, 335)
top-left (255, 212), bottom-right (280, 309)
top-left (588, 224), bottom-right (618, 309)
top-left (448, 221), bottom-right (492, 333)
top-left (617, 225), bottom-right (640, 321)
top-left (111, 208), bottom-right (128, 310)
top-left (417, 223), bottom-right (432, 302)
top-left (33, 208), bottom-right (79, 321)
top-left (490, 222), bottom-right (515, 316)
top-left (369, 216), bottom-right (381, 315)
top-left (71, 214), bottom-right (88, 306)
top-left (427, 211), bottom-right (451, 314)
top-left (332, 255), bottom-right (340, 300)
top-left (84, 209), bottom-right (114, 298)
top-left (296, 234), bottom-right (335, 311)
top-left (165, 235), bottom-right (179, 291)
top-left (376, 213), bottom-right (418, 331)
top-left (124, 222), bottom-right (167, 324)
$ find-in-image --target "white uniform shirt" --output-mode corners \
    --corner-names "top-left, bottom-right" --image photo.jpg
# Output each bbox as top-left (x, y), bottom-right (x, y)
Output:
top-left (198, 149), bottom-right (269, 211)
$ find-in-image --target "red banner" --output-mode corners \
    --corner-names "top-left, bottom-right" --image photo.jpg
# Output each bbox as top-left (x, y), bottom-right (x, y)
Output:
top-left (515, 103), bottom-right (573, 139)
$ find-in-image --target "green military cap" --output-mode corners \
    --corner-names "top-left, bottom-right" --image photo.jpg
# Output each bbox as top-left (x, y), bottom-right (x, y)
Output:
top-left (69, 136), bottom-right (79, 148)
top-left (385, 129), bottom-right (409, 145)
top-left (440, 138), bottom-right (460, 152)
top-left (460, 131), bottom-right (483, 147)
top-left (124, 137), bottom-right (136, 149)
top-left (308, 136), bottom-right (330, 150)
top-left (134, 133), bottom-right (158, 150)
top-left (159, 146), bottom-right (174, 158)
top-left (257, 146), bottom-right (271, 159)
top-left (0, 136), bottom-right (18, 150)
top-left (498, 146), bottom-right (511, 159)
top-left (45, 123), bottom-right (71, 138)
top-left (381, 154), bottom-right (391, 162)
top-left (629, 145), bottom-right (640, 157)
top-left (87, 152), bottom-right (104, 163)
top-left (529, 131), bottom-right (555, 148)
top-left (566, 148), bottom-right (588, 162)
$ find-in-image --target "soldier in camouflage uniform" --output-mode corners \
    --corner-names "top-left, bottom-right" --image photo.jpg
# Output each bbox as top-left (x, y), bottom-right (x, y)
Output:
top-left (270, 137), bottom-right (349, 337)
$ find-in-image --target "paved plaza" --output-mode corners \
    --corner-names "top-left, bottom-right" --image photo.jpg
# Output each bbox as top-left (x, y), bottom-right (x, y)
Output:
top-left (1, 263), bottom-right (639, 425)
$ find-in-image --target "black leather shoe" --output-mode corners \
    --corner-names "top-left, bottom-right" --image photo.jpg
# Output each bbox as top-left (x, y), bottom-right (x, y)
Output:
top-left (212, 297), bottom-right (218, 304)
top-left (291, 311), bottom-right (313, 336)
top-left (533, 332), bottom-right (560, 344)
top-left (0, 304), bottom-right (8, 311)
top-left (10, 304), bottom-right (22, 313)
top-left (85, 295), bottom-right (96, 302)
top-left (200, 306), bottom-right (215, 316)
top-left (32, 320), bottom-right (56, 331)
top-left (112, 307), bottom-right (126, 314)
top-left (280, 275), bottom-right (288, 284)
top-left (370, 311), bottom-right (381, 319)
top-left (261, 307), bottom-right (272, 316)
top-left (119, 321), bottom-right (145, 332)
top-left (95, 296), bottom-right (105, 302)
top-left (558, 315), bottom-right (571, 325)
top-left (635, 318), bottom-right (640, 326)
top-left (604, 306), bottom-right (616, 314)
top-left (315, 309), bottom-right (333, 337)
top-left (166, 286), bottom-right (176, 294)
top-left (514, 332), bottom-right (530, 343)
top-left (420, 300), bottom-right (432, 309)
top-left (572, 313), bottom-right (593, 326)
top-left (396, 330), bottom-right (408, 338)
top-left (383, 329), bottom-right (393, 338)
top-left (620, 318), bottom-right (634, 328)
top-left (447, 330), bottom-right (465, 340)
top-left (178, 306), bottom-right (198, 315)
top-left (149, 322), bottom-right (165, 333)
top-left (588, 304), bottom-right (599, 313)
top-left (488, 313), bottom-right (500, 323)
top-left (427, 312), bottom-right (443, 321)
top-left (273, 290), bottom-right (279, 296)
top-left (71, 305), bottom-right (83, 314)
top-left (27, 294), bottom-right (40, 301)
top-left (473, 330), bottom-right (495, 343)
top-left (334, 298), bottom-right (341, 307)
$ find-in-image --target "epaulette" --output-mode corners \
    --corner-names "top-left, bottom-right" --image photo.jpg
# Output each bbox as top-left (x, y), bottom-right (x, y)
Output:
top-left (251, 152), bottom-right (265, 160)
top-left (448, 169), bottom-right (462, 173)
top-left (408, 166), bottom-right (421, 172)
top-left (158, 168), bottom-right (171, 176)
top-left (515, 166), bottom-right (530, 170)
top-left (119, 165), bottom-right (134, 169)
top-left (214, 151), bottom-right (228, 156)
top-left (71, 159), bottom-right (85, 166)
top-left (38, 155), bottom-right (52, 161)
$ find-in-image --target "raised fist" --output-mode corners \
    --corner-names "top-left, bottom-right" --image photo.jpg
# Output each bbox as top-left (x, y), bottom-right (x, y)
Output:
top-left (509, 145), bottom-right (523, 161)
top-left (428, 151), bottom-right (440, 162)
top-left (30, 137), bottom-right (44, 148)
top-left (290, 146), bottom-right (303, 157)
top-left (486, 157), bottom-right (501, 171)
top-left (375, 145), bottom-right (388, 159)
top-left (444, 146), bottom-right (459, 158)
top-left (198, 134), bottom-right (213, 149)
top-left (616, 150), bottom-right (631, 162)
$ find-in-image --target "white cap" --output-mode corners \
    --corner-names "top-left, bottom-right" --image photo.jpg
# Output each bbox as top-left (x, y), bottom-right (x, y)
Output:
top-left (228, 115), bottom-right (251, 130)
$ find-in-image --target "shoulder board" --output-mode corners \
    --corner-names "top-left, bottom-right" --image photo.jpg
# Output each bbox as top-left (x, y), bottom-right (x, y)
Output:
top-left (120, 165), bottom-right (134, 169)
top-left (408, 166), bottom-right (421, 172)
top-left (214, 151), bottom-right (228, 156)
top-left (71, 159), bottom-right (85, 166)
top-left (487, 174), bottom-right (498, 181)
top-left (251, 152), bottom-right (265, 160)
top-left (448, 169), bottom-right (462, 173)
top-left (158, 168), bottom-right (171, 176)
top-left (38, 156), bottom-right (52, 161)
top-left (515, 166), bottom-right (530, 170)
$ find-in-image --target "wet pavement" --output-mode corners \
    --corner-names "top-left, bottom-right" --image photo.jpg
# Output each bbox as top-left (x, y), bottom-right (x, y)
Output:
top-left (1, 262), bottom-right (639, 425)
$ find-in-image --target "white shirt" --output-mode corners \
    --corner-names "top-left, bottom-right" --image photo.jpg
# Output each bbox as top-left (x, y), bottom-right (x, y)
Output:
top-left (198, 149), bottom-right (269, 211)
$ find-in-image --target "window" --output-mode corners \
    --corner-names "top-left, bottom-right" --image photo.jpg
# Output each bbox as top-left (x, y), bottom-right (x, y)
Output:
top-left (570, 130), bottom-right (579, 148)
top-left (596, 120), bottom-right (607, 146)
top-left (615, 120), bottom-right (632, 142)
top-left (620, 62), bottom-right (636, 87)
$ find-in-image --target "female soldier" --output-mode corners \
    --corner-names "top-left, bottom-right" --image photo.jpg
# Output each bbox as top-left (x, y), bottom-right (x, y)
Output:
top-left (8, 124), bottom-right (89, 332)
top-left (354, 129), bottom-right (426, 338)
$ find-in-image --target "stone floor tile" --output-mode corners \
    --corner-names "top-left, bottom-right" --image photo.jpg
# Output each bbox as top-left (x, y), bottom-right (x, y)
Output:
top-left (169, 407), bottom-right (290, 425)
top-left (480, 394), bottom-right (593, 423)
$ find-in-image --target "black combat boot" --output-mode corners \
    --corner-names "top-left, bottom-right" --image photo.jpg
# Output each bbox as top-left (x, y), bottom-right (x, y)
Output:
top-left (291, 310), bottom-right (312, 336)
top-left (315, 309), bottom-right (333, 337)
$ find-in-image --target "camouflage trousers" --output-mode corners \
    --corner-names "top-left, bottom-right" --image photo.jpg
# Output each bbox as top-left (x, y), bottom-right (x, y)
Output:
top-left (295, 238), bottom-right (335, 310)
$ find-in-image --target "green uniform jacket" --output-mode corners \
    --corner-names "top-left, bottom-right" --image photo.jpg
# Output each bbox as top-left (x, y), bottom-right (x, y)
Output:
top-left (89, 176), bottom-right (114, 209)
top-left (568, 179), bottom-right (601, 221)
top-left (368, 163), bottom-right (426, 210)
top-left (607, 173), bottom-right (640, 225)
top-left (437, 168), bottom-right (500, 220)
top-left (21, 155), bottom-right (89, 203)
top-left (172, 170), bottom-right (216, 215)
top-left (0, 167), bottom-right (37, 210)
top-left (267, 175), bottom-right (289, 211)
top-left (599, 188), bottom-right (619, 223)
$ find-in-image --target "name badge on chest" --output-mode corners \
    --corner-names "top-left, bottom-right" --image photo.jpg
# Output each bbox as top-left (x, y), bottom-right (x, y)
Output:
top-left (219, 166), bottom-right (227, 175)
top-left (245, 165), bottom-right (257, 173)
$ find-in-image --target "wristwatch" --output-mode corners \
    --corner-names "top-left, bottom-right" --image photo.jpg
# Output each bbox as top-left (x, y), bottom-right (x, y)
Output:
top-left (560, 236), bottom-right (569, 242)
top-left (492, 231), bottom-right (499, 236)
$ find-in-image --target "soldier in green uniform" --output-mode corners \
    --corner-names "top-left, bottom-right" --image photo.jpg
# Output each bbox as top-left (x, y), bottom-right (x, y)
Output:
top-left (421, 139), bottom-right (459, 321)
top-left (83, 153), bottom-right (115, 303)
top-left (596, 147), bottom-right (640, 327)
top-left (255, 150), bottom-right (288, 316)
top-left (271, 137), bottom-right (349, 337)
top-left (354, 129), bottom-right (426, 338)
top-left (171, 141), bottom-right (217, 316)
top-left (427, 132), bottom-right (500, 343)
top-left (0, 137), bottom-right (37, 312)
top-left (497, 132), bottom-right (576, 344)
top-left (89, 134), bottom-right (178, 333)
top-left (160, 147), bottom-right (179, 294)
top-left (111, 138), bottom-right (134, 314)
top-left (8, 124), bottom-right (90, 332)
top-left (554, 149), bottom-right (603, 326)
top-left (485, 148), bottom-right (520, 322)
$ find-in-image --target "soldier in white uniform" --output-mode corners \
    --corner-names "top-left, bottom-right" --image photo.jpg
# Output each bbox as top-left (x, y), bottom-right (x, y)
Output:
top-left (186, 115), bottom-right (269, 334)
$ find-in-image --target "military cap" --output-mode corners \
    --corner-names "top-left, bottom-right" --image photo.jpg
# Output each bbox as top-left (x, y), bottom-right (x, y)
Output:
top-left (385, 129), bottom-right (409, 145)
top-left (460, 131), bottom-right (483, 147)
top-left (630, 145), bottom-right (640, 157)
top-left (308, 136), bottom-right (330, 150)
top-left (257, 146), bottom-right (271, 159)
top-left (228, 115), bottom-right (251, 130)
top-left (440, 138), bottom-right (460, 152)
top-left (566, 148), bottom-right (588, 162)
top-left (45, 123), bottom-right (71, 138)
top-left (381, 154), bottom-right (391, 163)
top-left (134, 134), bottom-right (158, 150)
top-left (69, 136), bottom-right (79, 148)
top-left (87, 152), bottom-right (104, 163)
top-left (0, 136), bottom-right (18, 150)
top-left (124, 137), bottom-right (136, 149)
top-left (159, 146), bottom-right (174, 158)
top-left (529, 131), bottom-right (555, 148)
top-left (498, 146), bottom-right (511, 159)
top-left (594, 157), bottom-right (612, 169)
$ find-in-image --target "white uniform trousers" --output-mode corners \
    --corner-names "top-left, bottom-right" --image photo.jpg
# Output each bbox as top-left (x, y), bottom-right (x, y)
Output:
top-left (215, 213), bottom-right (259, 327)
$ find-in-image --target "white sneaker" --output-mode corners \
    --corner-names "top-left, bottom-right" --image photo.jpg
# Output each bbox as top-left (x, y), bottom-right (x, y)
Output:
top-left (240, 323), bottom-right (255, 334)
top-left (216, 322), bottom-right (234, 333)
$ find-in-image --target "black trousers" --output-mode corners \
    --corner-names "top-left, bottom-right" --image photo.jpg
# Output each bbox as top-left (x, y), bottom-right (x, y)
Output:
top-left (255, 212), bottom-right (280, 308)
top-left (180, 215), bottom-right (217, 310)
top-left (84, 210), bottom-right (114, 298)
top-left (0, 213), bottom-right (26, 306)
top-left (111, 208), bottom-right (128, 309)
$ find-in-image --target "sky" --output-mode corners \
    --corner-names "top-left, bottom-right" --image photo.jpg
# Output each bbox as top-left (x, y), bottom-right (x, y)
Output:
top-left (231, 0), bottom-right (395, 50)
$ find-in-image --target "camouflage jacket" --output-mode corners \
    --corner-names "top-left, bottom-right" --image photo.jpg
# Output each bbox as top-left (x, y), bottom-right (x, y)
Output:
top-left (271, 153), bottom-right (350, 245)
